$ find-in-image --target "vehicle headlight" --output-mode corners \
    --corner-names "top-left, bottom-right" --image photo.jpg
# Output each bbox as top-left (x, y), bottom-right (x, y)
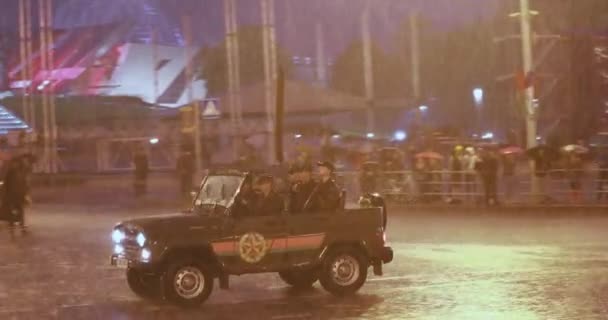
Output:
top-left (136, 233), bottom-right (146, 247)
top-left (141, 248), bottom-right (151, 261)
top-left (114, 244), bottom-right (124, 255)
top-left (112, 229), bottom-right (125, 243)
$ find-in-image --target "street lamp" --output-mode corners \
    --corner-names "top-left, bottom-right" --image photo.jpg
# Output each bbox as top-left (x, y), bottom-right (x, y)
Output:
top-left (473, 87), bottom-right (484, 105)
top-left (473, 87), bottom-right (484, 133)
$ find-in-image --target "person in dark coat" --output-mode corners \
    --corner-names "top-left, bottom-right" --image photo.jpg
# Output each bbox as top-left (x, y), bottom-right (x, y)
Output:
top-left (305, 161), bottom-right (341, 212)
top-left (476, 149), bottom-right (499, 206)
top-left (2, 156), bottom-right (29, 237)
top-left (253, 175), bottom-right (284, 216)
top-left (133, 145), bottom-right (149, 197)
top-left (176, 146), bottom-right (195, 200)
top-left (288, 163), bottom-right (317, 213)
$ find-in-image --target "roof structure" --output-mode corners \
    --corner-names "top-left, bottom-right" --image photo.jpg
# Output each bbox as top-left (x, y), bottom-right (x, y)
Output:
top-left (215, 80), bottom-right (367, 115)
top-left (0, 104), bottom-right (28, 134)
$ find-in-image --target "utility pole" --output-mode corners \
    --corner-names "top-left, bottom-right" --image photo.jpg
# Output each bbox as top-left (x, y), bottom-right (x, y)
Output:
top-left (518, 0), bottom-right (539, 199)
top-left (261, 0), bottom-right (277, 164)
top-left (315, 22), bottom-right (326, 87)
top-left (224, 0), bottom-right (241, 160)
top-left (182, 15), bottom-right (202, 175)
top-left (361, 4), bottom-right (375, 134)
top-left (18, 0), bottom-right (29, 125)
top-left (25, 0), bottom-right (34, 131)
top-left (410, 12), bottom-right (421, 101)
top-left (46, 0), bottom-right (57, 173)
top-left (495, 0), bottom-right (556, 200)
top-left (38, 0), bottom-right (50, 173)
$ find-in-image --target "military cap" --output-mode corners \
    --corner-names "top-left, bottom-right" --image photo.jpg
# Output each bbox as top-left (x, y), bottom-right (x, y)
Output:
top-left (317, 161), bottom-right (335, 172)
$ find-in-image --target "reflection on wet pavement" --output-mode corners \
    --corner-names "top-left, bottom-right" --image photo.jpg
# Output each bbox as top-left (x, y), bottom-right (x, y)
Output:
top-left (2, 209), bottom-right (608, 319)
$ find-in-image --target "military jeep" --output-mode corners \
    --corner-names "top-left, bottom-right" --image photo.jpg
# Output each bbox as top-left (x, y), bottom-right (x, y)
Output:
top-left (109, 170), bottom-right (393, 307)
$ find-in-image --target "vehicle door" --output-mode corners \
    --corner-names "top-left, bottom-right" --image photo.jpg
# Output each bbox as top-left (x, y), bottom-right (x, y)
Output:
top-left (284, 212), bottom-right (331, 267)
top-left (213, 214), bottom-right (289, 274)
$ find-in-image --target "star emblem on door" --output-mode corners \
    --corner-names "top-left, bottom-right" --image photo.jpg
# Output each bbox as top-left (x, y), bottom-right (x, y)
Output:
top-left (238, 232), bottom-right (269, 263)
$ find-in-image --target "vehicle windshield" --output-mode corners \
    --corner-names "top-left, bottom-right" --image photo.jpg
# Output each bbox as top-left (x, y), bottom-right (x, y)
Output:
top-left (195, 175), bottom-right (244, 211)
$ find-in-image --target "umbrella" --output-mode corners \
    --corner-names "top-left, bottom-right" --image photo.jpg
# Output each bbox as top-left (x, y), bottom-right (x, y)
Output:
top-left (500, 146), bottom-right (523, 155)
top-left (562, 144), bottom-right (589, 154)
top-left (415, 151), bottom-right (444, 160)
top-left (527, 145), bottom-right (559, 160)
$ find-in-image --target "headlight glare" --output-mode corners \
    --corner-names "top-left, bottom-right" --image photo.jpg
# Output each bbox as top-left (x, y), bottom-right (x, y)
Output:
top-left (112, 229), bottom-right (125, 243)
top-left (136, 233), bottom-right (146, 247)
top-left (141, 248), bottom-right (151, 261)
top-left (114, 244), bottom-right (124, 255)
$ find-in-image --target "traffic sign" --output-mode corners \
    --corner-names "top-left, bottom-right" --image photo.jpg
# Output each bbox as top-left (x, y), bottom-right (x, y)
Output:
top-left (201, 99), bottom-right (221, 119)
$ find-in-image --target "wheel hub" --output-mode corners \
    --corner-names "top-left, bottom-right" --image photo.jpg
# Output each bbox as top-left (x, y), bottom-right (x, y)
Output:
top-left (331, 255), bottom-right (360, 286)
top-left (174, 267), bottom-right (205, 299)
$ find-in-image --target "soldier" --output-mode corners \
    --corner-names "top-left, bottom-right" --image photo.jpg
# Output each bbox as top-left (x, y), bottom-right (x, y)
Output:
top-left (305, 161), bottom-right (341, 212)
top-left (289, 163), bottom-right (317, 213)
top-left (253, 175), bottom-right (284, 216)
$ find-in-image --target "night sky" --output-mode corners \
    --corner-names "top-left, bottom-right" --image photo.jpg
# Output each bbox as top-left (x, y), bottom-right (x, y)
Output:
top-left (0, 0), bottom-right (501, 57)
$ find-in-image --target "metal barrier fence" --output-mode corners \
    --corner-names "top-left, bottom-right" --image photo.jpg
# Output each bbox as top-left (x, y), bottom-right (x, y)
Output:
top-left (335, 169), bottom-right (608, 205)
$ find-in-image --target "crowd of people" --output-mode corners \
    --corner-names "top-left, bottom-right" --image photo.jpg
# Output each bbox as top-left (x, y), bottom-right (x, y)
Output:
top-left (362, 142), bottom-right (608, 205)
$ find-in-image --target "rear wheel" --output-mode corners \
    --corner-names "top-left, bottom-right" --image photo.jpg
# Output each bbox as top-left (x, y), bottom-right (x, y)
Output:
top-left (278, 269), bottom-right (318, 289)
top-left (126, 268), bottom-right (161, 300)
top-left (319, 247), bottom-right (368, 296)
top-left (162, 259), bottom-right (213, 307)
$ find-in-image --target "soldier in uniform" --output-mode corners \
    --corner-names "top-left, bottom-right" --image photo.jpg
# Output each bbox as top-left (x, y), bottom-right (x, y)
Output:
top-left (305, 161), bottom-right (341, 212)
top-left (289, 163), bottom-right (317, 213)
top-left (253, 175), bottom-right (284, 216)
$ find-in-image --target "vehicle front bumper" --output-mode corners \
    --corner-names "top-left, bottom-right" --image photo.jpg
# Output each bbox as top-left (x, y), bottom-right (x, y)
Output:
top-left (381, 246), bottom-right (393, 264)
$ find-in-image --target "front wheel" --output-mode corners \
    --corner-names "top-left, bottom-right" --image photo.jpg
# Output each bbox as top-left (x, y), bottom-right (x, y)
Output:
top-left (126, 268), bottom-right (161, 300)
top-left (278, 269), bottom-right (318, 289)
top-left (319, 247), bottom-right (368, 296)
top-left (162, 259), bottom-right (213, 307)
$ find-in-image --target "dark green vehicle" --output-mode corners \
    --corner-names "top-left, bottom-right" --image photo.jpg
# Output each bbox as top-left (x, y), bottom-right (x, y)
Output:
top-left (109, 170), bottom-right (393, 307)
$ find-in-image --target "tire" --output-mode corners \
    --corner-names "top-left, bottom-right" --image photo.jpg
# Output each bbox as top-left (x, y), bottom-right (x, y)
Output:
top-left (126, 268), bottom-right (161, 300)
top-left (162, 259), bottom-right (213, 307)
top-left (319, 246), bottom-right (368, 296)
top-left (278, 269), bottom-right (319, 289)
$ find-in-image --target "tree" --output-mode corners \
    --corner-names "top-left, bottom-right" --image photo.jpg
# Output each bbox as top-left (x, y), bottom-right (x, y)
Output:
top-left (329, 41), bottom-right (407, 99)
top-left (199, 25), bottom-right (292, 96)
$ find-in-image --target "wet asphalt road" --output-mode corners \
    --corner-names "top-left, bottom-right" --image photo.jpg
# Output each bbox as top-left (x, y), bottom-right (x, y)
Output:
top-left (2, 205), bottom-right (608, 320)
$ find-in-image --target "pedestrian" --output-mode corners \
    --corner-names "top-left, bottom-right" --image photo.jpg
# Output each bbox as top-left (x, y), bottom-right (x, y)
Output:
top-left (566, 153), bottom-right (584, 203)
top-left (502, 153), bottom-right (517, 204)
top-left (462, 147), bottom-right (479, 202)
top-left (176, 145), bottom-right (195, 201)
top-left (447, 146), bottom-right (464, 203)
top-left (132, 145), bottom-right (149, 197)
top-left (476, 149), bottom-right (499, 206)
top-left (1, 156), bottom-right (30, 238)
top-left (597, 149), bottom-right (608, 202)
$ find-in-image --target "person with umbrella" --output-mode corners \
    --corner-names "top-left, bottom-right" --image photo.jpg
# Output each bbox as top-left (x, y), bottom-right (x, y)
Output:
top-left (500, 146), bottom-right (523, 204)
top-left (447, 145), bottom-right (464, 204)
top-left (475, 148), bottom-right (500, 206)
top-left (414, 151), bottom-right (443, 203)
top-left (562, 142), bottom-right (588, 203)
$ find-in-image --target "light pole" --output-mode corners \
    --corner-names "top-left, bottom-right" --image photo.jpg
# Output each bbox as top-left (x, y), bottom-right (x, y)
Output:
top-left (519, 0), bottom-right (539, 199)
